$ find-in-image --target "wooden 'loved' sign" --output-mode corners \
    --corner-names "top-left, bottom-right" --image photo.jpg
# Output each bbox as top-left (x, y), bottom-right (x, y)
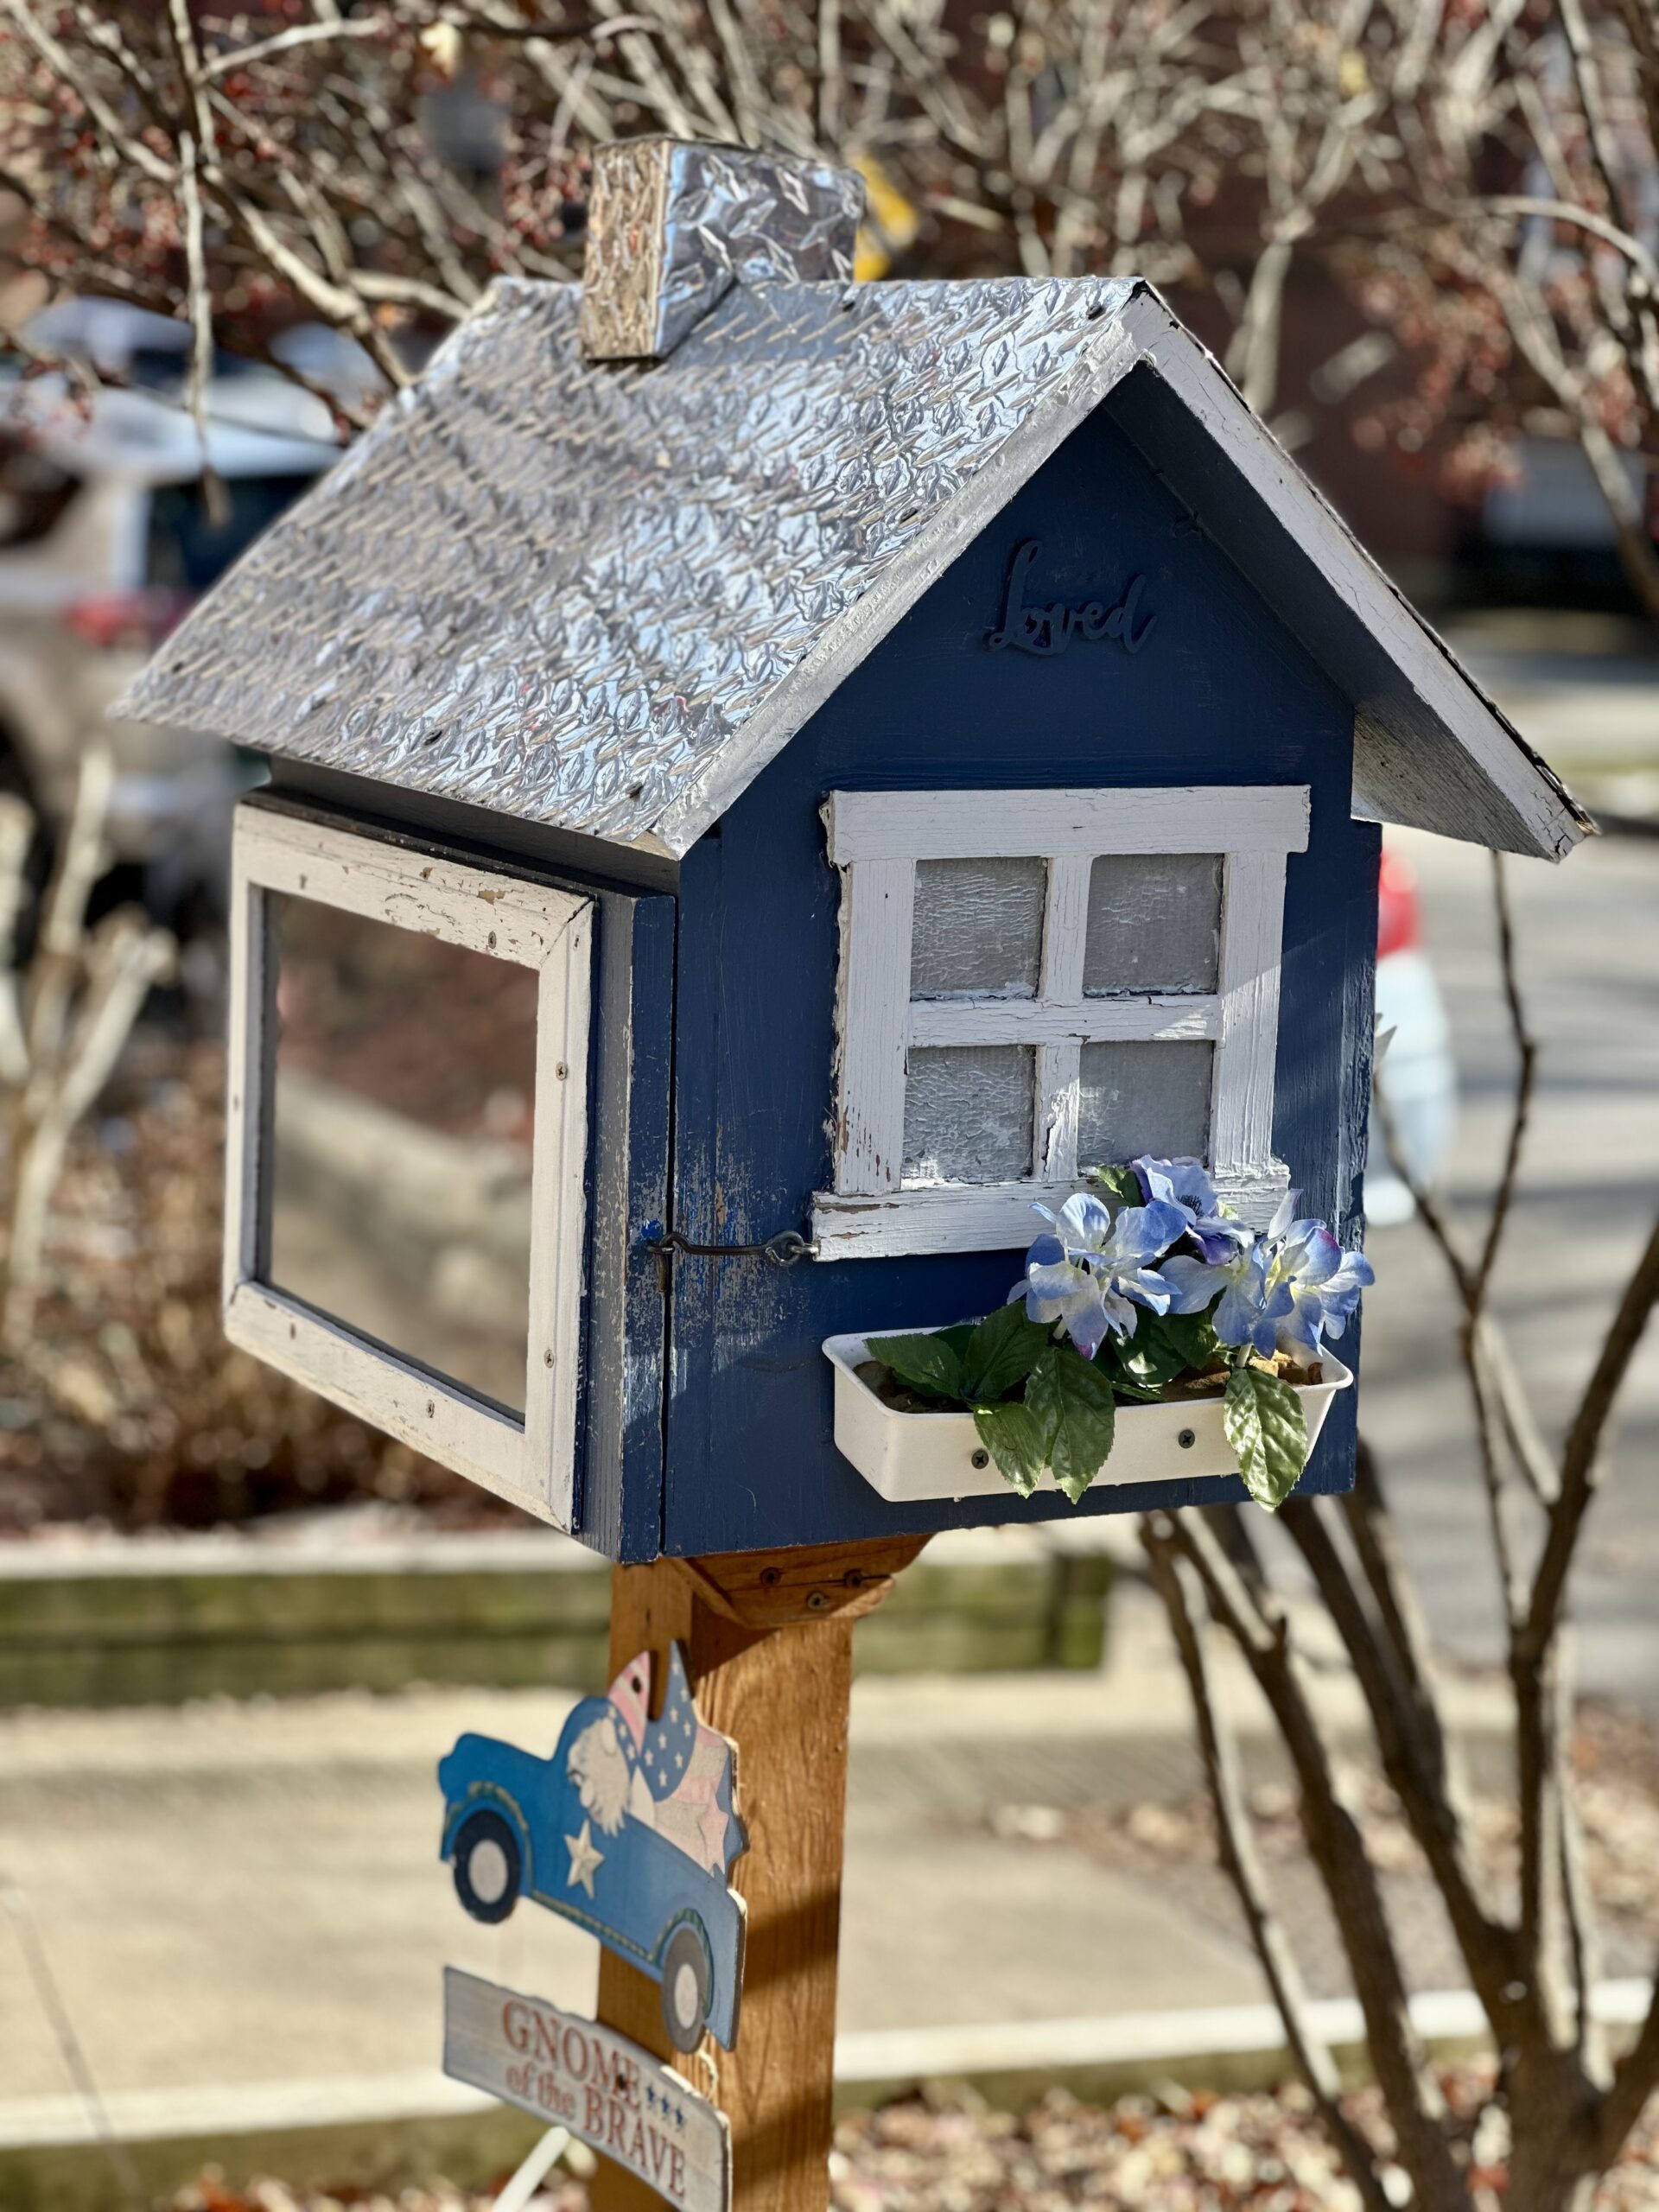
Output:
top-left (443, 1967), bottom-right (731, 2212)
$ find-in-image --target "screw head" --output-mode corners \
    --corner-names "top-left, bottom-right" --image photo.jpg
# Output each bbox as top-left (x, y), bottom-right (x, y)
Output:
top-left (1178, 1427), bottom-right (1197, 1449)
top-left (805, 1590), bottom-right (830, 1611)
top-left (970, 1447), bottom-right (990, 1470)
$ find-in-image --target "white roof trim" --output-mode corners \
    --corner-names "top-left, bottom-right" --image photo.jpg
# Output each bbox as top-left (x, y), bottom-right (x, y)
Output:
top-left (1117, 293), bottom-right (1586, 864)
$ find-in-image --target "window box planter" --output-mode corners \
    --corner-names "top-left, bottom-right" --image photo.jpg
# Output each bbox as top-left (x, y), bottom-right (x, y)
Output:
top-left (823, 1328), bottom-right (1351, 1505)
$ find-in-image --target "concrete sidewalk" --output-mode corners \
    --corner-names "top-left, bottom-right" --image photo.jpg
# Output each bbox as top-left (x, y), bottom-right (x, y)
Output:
top-left (0, 1580), bottom-right (1513, 2114)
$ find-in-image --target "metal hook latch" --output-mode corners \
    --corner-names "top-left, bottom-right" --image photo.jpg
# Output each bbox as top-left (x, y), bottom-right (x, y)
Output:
top-left (644, 1225), bottom-right (819, 1294)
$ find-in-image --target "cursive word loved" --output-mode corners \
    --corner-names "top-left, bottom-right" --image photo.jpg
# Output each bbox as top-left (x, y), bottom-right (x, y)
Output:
top-left (986, 540), bottom-right (1156, 658)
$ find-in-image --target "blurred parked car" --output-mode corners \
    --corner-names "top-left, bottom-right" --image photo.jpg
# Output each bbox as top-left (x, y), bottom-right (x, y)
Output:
top-left (22, 296), bottom-right (381, 409)
top-left (1368, 843), bottom-right (1457, 1227)
top-left (0, 304), bottom-right (348, 901)
top-left (1463, 431), bottom-right (1643, 607)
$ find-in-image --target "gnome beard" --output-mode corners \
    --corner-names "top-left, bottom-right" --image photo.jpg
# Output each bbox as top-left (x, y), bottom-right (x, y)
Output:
top-left (567, 1713), bottom-right (632, 1837)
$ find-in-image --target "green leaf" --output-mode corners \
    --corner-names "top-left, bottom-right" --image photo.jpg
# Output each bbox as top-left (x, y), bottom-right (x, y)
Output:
top-left (961, 1300), bottom-right (1053, 1403)
top-left (1115, 1310), bottom-right (1220, 1392)
top-left (1224, 1366), bottom-right (1310, 1511)
top-left (1116, 1324), bottom-right (1192, 1392)
top-left (1026, 1347), bottom-right (1116, 1503)
top-left (1102, 1374), bottom-right (1166, 1404)
top-left (866, 1331), bottom-right (964, 1403)
top-left (1092, 1341), bottom-right (1159, 1402)
top-left (972, 1401), bottom-right (1052, 1497)
top-left (1154, 1308), bottom-right (1220, 1374)
top-left (1086, 1163), bottom-right (1143, 1206)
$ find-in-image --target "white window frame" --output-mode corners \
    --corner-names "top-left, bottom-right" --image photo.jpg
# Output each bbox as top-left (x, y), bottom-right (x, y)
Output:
top-left (814, 785), bottom-right (1310, 1260)
top-left (224, 803), bottom-right (592, 1526)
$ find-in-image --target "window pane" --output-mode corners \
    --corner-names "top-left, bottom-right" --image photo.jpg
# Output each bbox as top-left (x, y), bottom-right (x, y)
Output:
top-left (1084, 855), bottom-right (1222, 994)
top-left (264, 893), bottom-right (538, 1416)
top-left (903, 1045), bottom-right (1034, 1184)
top-left (911, 858), bottom-right (1045, 1000)
top-left (1077, 1040), bottom-right (1213, 1166)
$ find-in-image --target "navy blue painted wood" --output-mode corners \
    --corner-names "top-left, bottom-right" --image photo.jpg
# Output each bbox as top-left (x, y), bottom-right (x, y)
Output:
top-left (660, 401), bottom-right (1378, 1558)
top-left (1313, 805), bottom-right (1382, 1516)
top-left (576, 892), bottom-right (676, 1561)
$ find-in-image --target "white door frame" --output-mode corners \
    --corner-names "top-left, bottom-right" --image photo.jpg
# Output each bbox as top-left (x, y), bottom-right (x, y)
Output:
top-left (224, 801), bottom-right (592, 1526)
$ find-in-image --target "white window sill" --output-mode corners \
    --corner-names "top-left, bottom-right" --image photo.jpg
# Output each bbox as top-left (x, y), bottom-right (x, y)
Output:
top-left (810, 1162), bottom-right (1291, 1261)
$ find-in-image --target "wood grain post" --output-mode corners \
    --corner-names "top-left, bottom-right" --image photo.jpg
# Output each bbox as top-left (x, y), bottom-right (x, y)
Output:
top-left (590, 1537), bottom-right (927, 2212)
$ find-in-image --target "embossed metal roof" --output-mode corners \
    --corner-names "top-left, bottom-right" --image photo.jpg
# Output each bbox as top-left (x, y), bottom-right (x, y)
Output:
top-left (122, 272), bottom-right (1589, 861)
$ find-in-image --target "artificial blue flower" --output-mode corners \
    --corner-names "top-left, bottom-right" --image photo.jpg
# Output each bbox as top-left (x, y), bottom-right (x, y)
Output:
top-left (1019, 1192), bottom-right (1186, 1358)
top-left (1019, 1230), bottom-right (1111, 1356)
top-left (1260, 1192), bottom-right (1375, 1356)
top-left (1161, 1243), bottom-right (1292, 1358)
top-left (1131, 1154), bottom-right (1252, 1263)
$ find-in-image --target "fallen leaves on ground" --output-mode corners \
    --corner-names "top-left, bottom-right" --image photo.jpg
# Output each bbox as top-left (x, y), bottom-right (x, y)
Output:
top-left (833, 2077), bottom-right (1659, 2209)
top-left (835, 2085), bottom-right (1363, 2210)
top-left (161, 2072), bottom-right (1659, 2212)
top-left (167, 2171), bottom-right (587, 2212)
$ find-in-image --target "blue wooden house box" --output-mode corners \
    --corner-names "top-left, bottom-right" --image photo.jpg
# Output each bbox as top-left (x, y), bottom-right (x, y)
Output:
top-left (124, 139), bottom-right (1587, 1564)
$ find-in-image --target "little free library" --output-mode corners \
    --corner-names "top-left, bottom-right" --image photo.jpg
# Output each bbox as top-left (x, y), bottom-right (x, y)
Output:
top-left (122, 133), bottom-right (1584, 2212)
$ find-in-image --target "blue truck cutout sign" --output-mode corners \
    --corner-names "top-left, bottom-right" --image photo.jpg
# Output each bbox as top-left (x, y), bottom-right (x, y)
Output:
top-left (439, 1644), bottom-right (747, 2052)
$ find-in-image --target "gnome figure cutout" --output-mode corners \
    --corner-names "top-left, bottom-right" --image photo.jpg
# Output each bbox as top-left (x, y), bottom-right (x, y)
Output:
top-left (593, 1646), bottom-right (747, 1877)
top-left (439, 1643), bottom-right (748, 2050)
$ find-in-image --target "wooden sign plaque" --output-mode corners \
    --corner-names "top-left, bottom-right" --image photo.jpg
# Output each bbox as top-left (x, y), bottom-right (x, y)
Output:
top-left (443, 1967), bottom-right (731, 2212)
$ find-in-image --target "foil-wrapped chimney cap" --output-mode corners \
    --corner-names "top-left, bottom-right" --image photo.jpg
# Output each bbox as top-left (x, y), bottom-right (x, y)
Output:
top-left (578, 137), bottom-right (864, 364)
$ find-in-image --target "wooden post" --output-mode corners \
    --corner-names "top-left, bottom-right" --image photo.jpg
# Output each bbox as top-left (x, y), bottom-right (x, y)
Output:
top-left (590, 1536), bottom-right (927, 2212)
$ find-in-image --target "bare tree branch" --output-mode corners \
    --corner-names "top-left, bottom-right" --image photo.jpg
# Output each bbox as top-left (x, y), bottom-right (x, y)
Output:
top-left (177, 130), bottom-right (228, 526)
top-left (1473, 1314), bottom-right (1560, 1509)
top-left (201, 14), bottom-right (396, 77)
top-left (4, 910), bottom-right (175, 1342)
top-left (0, 0), bottom-right (172, 182)
top-left (1480, 196), bottom-right (1659, 290)
top-left (0, 800), bottom-right (32, 1087)
top-left (1554, 0), bottom-right (1632, 233)
top-left (1525, 1217), bottom-right (1659, 1660)
top-left (1160, 1510), bottom-right (1473, 2212)
top-left (1470, 855), bottom-right (1536, 1315)
top-left (1281, 1494), bottom-right (1525, 2033)
top-left (27, 748), bottom-right (114, 1073)
top-left (1141, 1518), bottom-right (1395, 2212)
top-left (1603, 1951), bottom-right (1659, 2158)
top-left (0, 758), bottom-right (174, 1348)
top-left (1552, 1630), bottom-right (1604, 2070)
top-left (1372, 1075), bottom-right (1527, 1618)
